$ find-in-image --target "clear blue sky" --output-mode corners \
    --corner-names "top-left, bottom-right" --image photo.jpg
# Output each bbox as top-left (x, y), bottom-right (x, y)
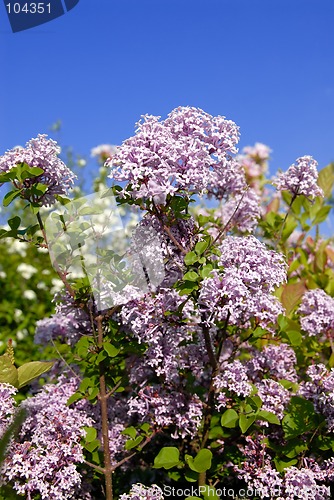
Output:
top-left (0, 0), bottom-right (334, 187)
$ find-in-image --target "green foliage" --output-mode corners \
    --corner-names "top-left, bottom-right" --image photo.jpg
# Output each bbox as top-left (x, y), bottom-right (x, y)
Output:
top-left (153, 447), bottom-right (181, 469)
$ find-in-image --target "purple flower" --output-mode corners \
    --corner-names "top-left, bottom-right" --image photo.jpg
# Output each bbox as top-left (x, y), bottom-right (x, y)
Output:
top-left (35, 293), bottom-right (92, 346)
top-left (299, 364), bottom-right (334, 431)
top-left (107, 106), bottom-right (242, 201)
top-left (215, 188), bottom-right (261, 233)
top-left (1, 377), bottom-right (93, 499)
top-left (256, 379), bottom-right (291, 423)
top-left (121, 289), bottom-right (205, 382)
top-left (0, 134), bottom-right (76, 206)
top-left (246, 343), bottom-right (298, 383)
top-left (235, 436), bottom-right (283, 498)
top-left (214, 360), bottom-right (252, 409)
top-left (127, 386), bottom-right (203, 439)
top-left (298, 288), bottom-right (334, 336)
top-left (199, 236), bottom-right (286, 329)
top-left (130, 214), bottom-right (197, 288)
top-left (273, 155), bottom-right (323, 199)
top-left (283, 466), bottom-right (330, 499)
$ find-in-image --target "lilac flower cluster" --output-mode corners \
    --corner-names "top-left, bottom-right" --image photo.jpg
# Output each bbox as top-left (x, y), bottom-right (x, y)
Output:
top-left (299, 363), bottom-right (334, 431)
top-left (119, 483), bottom-right (164, 500)
top-left (235, 436), bottom-right (283, 498)
top-left (0, 134), bottom-right (76, 206)
top-left (130, 213), bottom-right (197, 288)
top-left (215, 188), bottom-right (261, 233)
top-left (107, 106), bottom-right (244, 202)
top-left (298, 288), bottom-right (334, 336)
top-left (273, 155), bottom-right (323, 199)
top-left (236, 436), bottom-right (332, 499)
top-left (256, 379), bottom-right (291, 423)
top-left (214, 360), bottom-right (252, 410)
top-left (121, 288), bottom-right (204, 383)
top-left (35, 292), bottom-right (93, 346)
top-left (1, 377), bottom-right (93, 499)
top-left (282, 466), bottom-right (330, 499)
top-left (246, 343), bottom-right (298, 383)
top-left (127, 385), bottom-right (203, 439)
top-left (199, 236), bottom-right (286, 329)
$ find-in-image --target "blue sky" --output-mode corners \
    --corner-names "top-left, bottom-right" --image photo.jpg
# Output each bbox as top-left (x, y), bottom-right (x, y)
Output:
top-left (0, 0), bottom-right (334, 189)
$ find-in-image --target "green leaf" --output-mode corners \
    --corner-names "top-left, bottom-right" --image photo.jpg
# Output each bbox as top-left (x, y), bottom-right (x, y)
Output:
top-left (257, 410), bottom-right (280, 425)
top-left (283, 438), bottom-right (308, 458)
top-left (314, 435), bottom-right (334, 451)
top-left (239, 413), bottom-right (256, 433)
top-left (282, 396), bottom-right (320, 439)
top-left (3, 190), bottom-right (22, 207)
top-left (221, 409), bottom-right (239, 428)
top-left (32, 183), bottom-right (48, 195)
top-left (24, 166), bottom-right (44, 177)
top-left (0, 408), bottom-right (26, 465)
top-left (281, 216), bottom-right (298, 241)
top-left (122, 426), bottom-right (137, 439)
top-left (124, 436), bottom-right (143, 450)
top-left (279, 317), bottom-right (303, 346)
top-left (274, 457), bottom-right (298, 472)
top-left (84, 439), bottom-right (100, 453)
top-left (103, 342), bottom-right (120, 358)
top-left (0, 170), bottom-right (18, 183)
top-left (96, 350), bottom-right (108, 364)
top-left (140, 423), bottom-right (151, 434)
top-left (184, 251), bottom-right (198, 265)
top-left (185, 449), bottom-right (212, 473)
top-left (79, 377), bottom-right (94, 393)
top-left (30, 203), bottom-right (41, 215)
top-left (312, 205), bottom-right (331, 225)
top-left (184, 469), bottom-right (198, 482)
top-left (317, 163), bottom-right (334, 198)
top-left (7, 216), bottom-right (21, 231)
top-left (252, 327), bottom-right (268, 339)
top-left (153, 446), bottom-right (180, 469)
top-left (17, 361), bottom-right (53, 388)
top-left (83, 426), bottom-right (97, 442)
top-left (195, 240), bottom-right (209, 255)
top-left (177, 280), bottom-right (199, 295)
top-left (0, 355), bottom-right (18, 387)
top-left (248, 395), bottom-right (262, 410)
top-left (285, 329), bottom-right (302, 346)
top-left (87, 387), bottom-right (99, 401)
top-left (183, 271), bottom-right (199, 282)
top-left (200, 264), bottom-right (213, 279)
top-left (67, 392), bottom-right (82, 406)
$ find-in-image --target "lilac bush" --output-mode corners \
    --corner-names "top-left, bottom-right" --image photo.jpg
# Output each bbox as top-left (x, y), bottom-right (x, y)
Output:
top-left (0, 134), bottom-right (76, 206)
top-left (0, 106), bottom-right (333, 499)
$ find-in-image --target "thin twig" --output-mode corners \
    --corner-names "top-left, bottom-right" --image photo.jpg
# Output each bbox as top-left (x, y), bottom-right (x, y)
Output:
top-left (83, 459), bottom-right (105, 475)
top-left (111, 430), bottom-right (160, 471)
top-left (96, 315), bottom-right (113, 500)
